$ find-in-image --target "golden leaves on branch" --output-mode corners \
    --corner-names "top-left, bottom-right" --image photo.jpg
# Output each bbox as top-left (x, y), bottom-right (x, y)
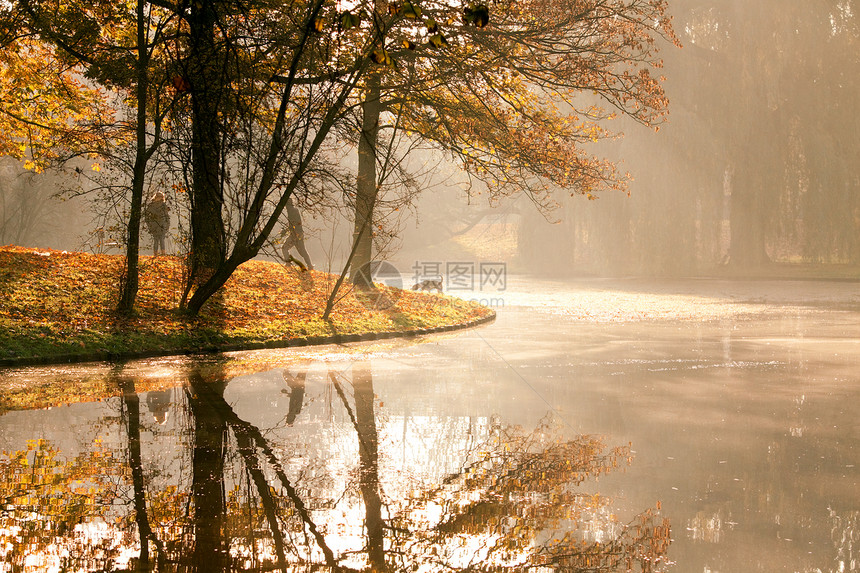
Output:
top-left (427, 33), bottom-right (448, 49)
top-left (0, 39), bottom-right (112, 171)
top-left (371, 49), bottom-right (394, 66)
top-left (339, 10), bottom-right (361, 31)
top-left (389, 0), bottom-right (675, 200)
top-left (400, 1), bottom-right (423, 19)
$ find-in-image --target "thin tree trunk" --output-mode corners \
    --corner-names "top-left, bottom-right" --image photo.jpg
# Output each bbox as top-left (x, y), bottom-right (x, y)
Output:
top-left (117, 0), bottom-right (150, 314)
top-left (352, 362), bottom-right (386, 571)
top-left (120, 378), bottom-right (156, 570)
top-left (321, 218), bottom-right (368, 320)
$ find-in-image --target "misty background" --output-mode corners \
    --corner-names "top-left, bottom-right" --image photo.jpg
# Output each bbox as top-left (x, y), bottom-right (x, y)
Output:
top-left (2, 0), bottom-right (858, 279)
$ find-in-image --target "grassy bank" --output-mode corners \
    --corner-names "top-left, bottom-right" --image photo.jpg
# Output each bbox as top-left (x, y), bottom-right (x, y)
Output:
top-left (0, 246), bottom-right (493, 364)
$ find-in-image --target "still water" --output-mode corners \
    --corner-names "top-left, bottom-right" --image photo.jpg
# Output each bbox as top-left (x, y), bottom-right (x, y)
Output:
top-left (1, 278), bottom-right (858, 573)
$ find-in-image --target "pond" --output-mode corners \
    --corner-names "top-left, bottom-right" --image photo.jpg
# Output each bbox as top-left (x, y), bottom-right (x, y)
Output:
top-left (1, 277), bottom-right (858, 573)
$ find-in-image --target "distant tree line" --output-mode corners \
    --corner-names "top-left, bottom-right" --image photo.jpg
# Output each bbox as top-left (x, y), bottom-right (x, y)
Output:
top-left (520, 0), bottom-right (860, 275)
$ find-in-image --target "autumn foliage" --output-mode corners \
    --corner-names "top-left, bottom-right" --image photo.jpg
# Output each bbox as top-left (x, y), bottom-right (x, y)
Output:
top-left (0, 246), bottom-right (492, 363)
top-left (0, 38), bottom-right (111, 172)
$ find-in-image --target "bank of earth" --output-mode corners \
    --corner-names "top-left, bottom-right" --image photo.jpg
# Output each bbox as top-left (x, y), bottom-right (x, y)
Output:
top-left (0, 246), bottom-right (494, 366)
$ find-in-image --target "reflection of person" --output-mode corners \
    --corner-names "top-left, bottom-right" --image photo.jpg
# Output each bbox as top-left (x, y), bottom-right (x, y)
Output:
top-left (281, 198), bottom-right (313, 270)
top-left (146, 389), bottom-right (172, 425)
top-left (144, 191), bottom-right (170, 255)
top-left (281, 370), bottom-right (306, 425)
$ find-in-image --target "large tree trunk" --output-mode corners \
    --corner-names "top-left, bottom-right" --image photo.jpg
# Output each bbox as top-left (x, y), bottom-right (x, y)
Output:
top-left (350, 72), bottom-right (382, 288)
top-left (187, 0), bottom-right (226, 283)
top-left (182, 1), bottom-right (360, 316)
top-left (187, 372), bottom-right (228, 572)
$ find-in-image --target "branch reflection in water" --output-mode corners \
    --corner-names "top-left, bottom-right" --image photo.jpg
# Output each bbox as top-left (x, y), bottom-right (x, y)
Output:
top-left (0, 361), bottom-right (671, 572)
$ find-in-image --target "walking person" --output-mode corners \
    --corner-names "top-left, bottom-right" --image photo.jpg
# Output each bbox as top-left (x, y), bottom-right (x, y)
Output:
top-left (281, 198), bottom-right (313, 270)
top-left (144, 191), bottom-right (170, 255)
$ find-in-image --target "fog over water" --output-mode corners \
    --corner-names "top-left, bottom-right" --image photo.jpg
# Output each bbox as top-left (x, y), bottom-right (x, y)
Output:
top-left (1, 277), bottom-right (858, 571)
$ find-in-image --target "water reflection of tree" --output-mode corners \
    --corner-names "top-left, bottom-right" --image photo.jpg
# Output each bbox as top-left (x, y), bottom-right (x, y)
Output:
top-left (0, 402), bottom-right (130, 570)
top-left (186, 371), bottom-right (231, 571)
top-left (1, 363), bottom-right (671, 572)
top-left (330, 363), bottom-right (385, 571)
top-left (119, 376), bottom-right (163, 571)
top-left (329, 362), bottom-right (672, 573)
top-left (186, 369), bottom-right (340, 573)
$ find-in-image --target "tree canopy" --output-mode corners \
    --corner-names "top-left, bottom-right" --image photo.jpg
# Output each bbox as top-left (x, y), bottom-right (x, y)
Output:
top-left (2, 0), bottom-right (678, 313)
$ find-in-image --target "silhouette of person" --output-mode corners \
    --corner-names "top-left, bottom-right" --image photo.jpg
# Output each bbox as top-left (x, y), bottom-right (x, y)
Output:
top-left (144, 191), bottom-right (170, 255)
top-left (280, 370), bottom-right (306, 425)
top-left (281, 198), bottom-right (313, 270)
top-left (146, 389), bottom-right (172, 425)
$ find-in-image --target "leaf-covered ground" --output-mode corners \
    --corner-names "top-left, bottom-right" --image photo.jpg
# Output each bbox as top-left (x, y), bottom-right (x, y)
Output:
top-left (0, 246), bottom-right (493, 364)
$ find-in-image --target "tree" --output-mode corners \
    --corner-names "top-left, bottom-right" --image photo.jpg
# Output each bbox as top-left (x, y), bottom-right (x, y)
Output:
top-left (118, 0), bottom-right (175, 313)
top-left (8, 0), bottom-right (677, 315)
top-left (0, 162), bottom-right (67, 246)
top-left (177, 0), bottom-right (373, 314)
top-left (182, 0), bottom-right (231, 280)
top-left (11, 0), bottom-right (371, 315)
top-left (181, 0), bottom-right (676, 311)
top-left (660, 0), bottom-right (860, 269)
top-left (10, 0), bottom-right (179, 313)
top-left (0, 6), bottom-right (114, 256)
top-left (342, 0), bottom-right (677, 286)
top-left (349, 69), bottom-right (384, 288)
